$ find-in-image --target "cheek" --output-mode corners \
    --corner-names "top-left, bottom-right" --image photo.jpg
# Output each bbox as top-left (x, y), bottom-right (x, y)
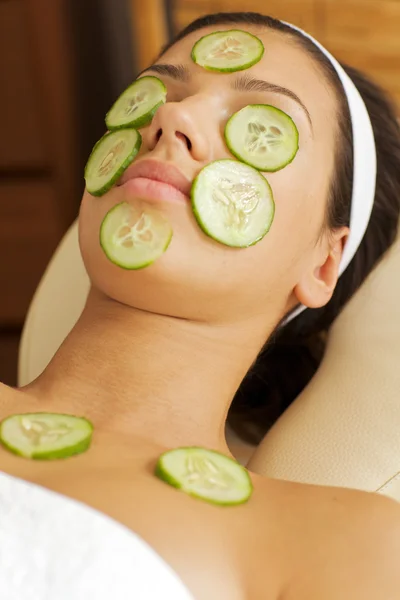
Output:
top-left (77, 189), bottom-right (242, 317)
top-left (78, 187), bottom-right (288, 321)
top-left (77, 143), bottom-right (328, 323)
top-left (263, 141), bottom-right (331, 267)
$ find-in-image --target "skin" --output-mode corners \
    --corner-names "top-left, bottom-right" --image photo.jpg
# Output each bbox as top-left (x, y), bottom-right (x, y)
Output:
top-left (1, 24), bottom-right (400, 599)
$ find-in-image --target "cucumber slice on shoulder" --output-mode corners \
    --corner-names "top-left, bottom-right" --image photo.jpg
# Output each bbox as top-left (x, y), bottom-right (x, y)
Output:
top-left (0, 413), bottom-right (93, 460)
top-left (191, 159), bottom-right (274, 248)
top-left (191, 30), bottom-right (264, 72)
top-left (106, 76), bottom-right (167, 130)
top-left (225, 104), bottom-right (299, 172)
top-left (100, 201), bottom-right (173, 269)
top-left (155, 447), bottom-right (253, 506)
top-left (85, 128), bottom-right (142, 196)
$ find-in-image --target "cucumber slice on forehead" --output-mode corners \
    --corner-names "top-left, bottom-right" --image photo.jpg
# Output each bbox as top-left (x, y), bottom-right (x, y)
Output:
top-left (225, 105), bottom-right (299, 172)
top-left (191, 29), bottom-right (264, 72)
top-left (106, 76), bottom-right (167, 130)
top-left (84, 129), bottom-right (142, 196)
top-left (155, 447), bottom-right (253, 506)
top-left (0, 413), bottom-right (93, 460)
top-left (100, 201), bottom-right (173, 269)
top-left (191, 159), bottom-right (274, 248)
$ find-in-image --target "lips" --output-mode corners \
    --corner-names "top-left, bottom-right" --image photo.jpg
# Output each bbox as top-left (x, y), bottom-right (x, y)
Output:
top-left (118, 159), bottom-right (192, 197)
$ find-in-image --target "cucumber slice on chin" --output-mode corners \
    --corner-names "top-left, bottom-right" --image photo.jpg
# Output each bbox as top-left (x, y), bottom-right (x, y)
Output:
top-left (155, 447), bottom-right (253, 506)
top-left (191, 159), bottom-right (274, 248)
top-left (0, 413), bottom-right (93, 460)
top-left (106, 76), bottom-right (167, 130)
top-left (191, 29), bottom-right (264, 72)
top-left (84, 129), bottom-right (142, 196)
top-left (225, 104), bottom-right (299, 172)
top-left (100, 201), bottom-right (173, 269)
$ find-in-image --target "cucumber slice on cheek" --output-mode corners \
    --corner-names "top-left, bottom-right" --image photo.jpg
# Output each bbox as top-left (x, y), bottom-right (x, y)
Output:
top-left (191, 29), bottom-right (264, 72)
top-left (155, 447), bottom-right (253, 506)
top-left (106, 76), bottom-right (167, 130)
top-left (84, 128), bottom-right (142, 197)
top-left (0, 413), bottom-right (93, 460)
top-left (225, 105), bottom-right (299, 172)
top-left (191, 160), bottom-right (275, 248)
top-left (100, 202), bottom-right (173, 270)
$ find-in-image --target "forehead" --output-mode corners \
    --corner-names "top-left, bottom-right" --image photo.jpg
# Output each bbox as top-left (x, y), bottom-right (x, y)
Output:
top-left (161, 24), bottom-right (338, 137)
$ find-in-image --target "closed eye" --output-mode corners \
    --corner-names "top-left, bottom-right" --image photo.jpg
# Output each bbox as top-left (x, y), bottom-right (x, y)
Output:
top-left (143, 62), bottom-right (313, 133)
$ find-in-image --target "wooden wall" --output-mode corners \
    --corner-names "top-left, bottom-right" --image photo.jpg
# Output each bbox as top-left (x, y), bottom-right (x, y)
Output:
top-left (0, 0), bottom-right (79, 385)
top-left (0, 0), bottom-right (76, 327)
top-left (323, 0), bottom-right (400, 107)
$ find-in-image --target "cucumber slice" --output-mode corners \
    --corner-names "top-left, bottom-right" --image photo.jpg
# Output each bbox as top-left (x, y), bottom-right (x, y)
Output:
top-left (155, 447), bottom-right (253, 506)
top-left (0, 413), bottom-right (93, 460)
top-left (191, 159), bottom-right (274, 248)
top-left (84, 128), bottom-right (142, 197)
top-left (105, 76), bottom-right (167, 130)
top-left (100, 201), bottom-right (173, 269)
top-left (225, 105), bottom-right (299, 172)
top-left (191, 30), bottom-right (264, 72)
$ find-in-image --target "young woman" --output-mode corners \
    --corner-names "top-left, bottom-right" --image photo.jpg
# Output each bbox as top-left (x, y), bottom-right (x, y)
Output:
top-left (1, 12), bottom-right (400, 600)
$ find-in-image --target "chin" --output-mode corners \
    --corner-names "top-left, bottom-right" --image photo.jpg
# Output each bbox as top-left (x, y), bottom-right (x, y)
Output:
top-left (78, 193), bottom-right (275, 323)
top-left (80, 237), bottom-right (201, 320)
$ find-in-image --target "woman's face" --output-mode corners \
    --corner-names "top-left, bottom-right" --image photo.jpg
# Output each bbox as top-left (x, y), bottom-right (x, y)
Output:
top-left (79, 25), bottom-right (343, 325)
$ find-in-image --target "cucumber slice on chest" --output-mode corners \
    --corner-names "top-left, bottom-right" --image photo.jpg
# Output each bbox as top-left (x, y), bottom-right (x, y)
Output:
top-left (0, 413), bottom-right (93, 460)
top-left (191, 159), bottom-right (274, 247)
top-left (100, 201), bottom-right (173, 269)
top-left (225, 104), bottom-right (299, 172)
top-left (191, 30), bottom-right (264, 72)
top-left (106, 76), bottom-right (167, 130)
top-left (84, 128), bottom-right (142, 196)
top-left (155, 447), bottom-right (253, 506)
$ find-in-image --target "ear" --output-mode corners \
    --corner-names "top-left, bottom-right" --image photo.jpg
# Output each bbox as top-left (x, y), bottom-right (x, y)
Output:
top-left (294, 227), bottom-right (350, 309)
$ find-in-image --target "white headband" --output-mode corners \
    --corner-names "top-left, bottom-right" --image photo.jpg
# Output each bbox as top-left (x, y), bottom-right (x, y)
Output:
top-left (282, 23), bottom-right (377, 324)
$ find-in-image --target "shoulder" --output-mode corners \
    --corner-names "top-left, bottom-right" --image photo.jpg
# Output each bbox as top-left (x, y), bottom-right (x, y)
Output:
top-left (351, 491), bottom-right (400, 557)
top-left (340, 491), bottom-right (400, 597)
top-left (322, 489), bottom-right (400, 597)
top-left (342, 486), bottom-right (400, 537)
top-left (309, 483), bottom-right (400, 557)
top-left (260, 479), bottom-right (400, 597)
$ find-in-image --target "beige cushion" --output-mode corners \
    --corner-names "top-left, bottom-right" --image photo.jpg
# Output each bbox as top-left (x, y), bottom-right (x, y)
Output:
top-left (248, 237), bottom-right (400, 500)
top-left (18, 222), bottom-right (89, 385)
top-left (18, 221), bottom-right (400, 500)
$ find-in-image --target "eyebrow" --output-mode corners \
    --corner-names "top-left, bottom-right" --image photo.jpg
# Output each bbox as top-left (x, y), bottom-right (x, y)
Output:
top-left (144, 63), bottom-right (191, 82)
top-left (233, 74), bottom-right (313, 130)
top-left (144, 63), bottom-right (313, 130)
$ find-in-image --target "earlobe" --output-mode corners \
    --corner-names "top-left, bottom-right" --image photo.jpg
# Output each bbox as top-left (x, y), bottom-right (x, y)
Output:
top-left (294, 228), bottom-right (349, 309)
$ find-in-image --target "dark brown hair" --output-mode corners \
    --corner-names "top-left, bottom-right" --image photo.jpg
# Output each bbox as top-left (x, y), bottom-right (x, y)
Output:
top-left (162, 12), bottom-right (400, 444)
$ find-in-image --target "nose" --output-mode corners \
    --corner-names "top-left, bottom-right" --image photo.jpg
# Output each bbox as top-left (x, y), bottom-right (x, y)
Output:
top-left (144, 99), bottom-right (211, 162)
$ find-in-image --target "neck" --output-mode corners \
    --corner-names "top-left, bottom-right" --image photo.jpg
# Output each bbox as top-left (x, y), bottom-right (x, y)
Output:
top-left (25, 289), bottom-right (272, 452)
